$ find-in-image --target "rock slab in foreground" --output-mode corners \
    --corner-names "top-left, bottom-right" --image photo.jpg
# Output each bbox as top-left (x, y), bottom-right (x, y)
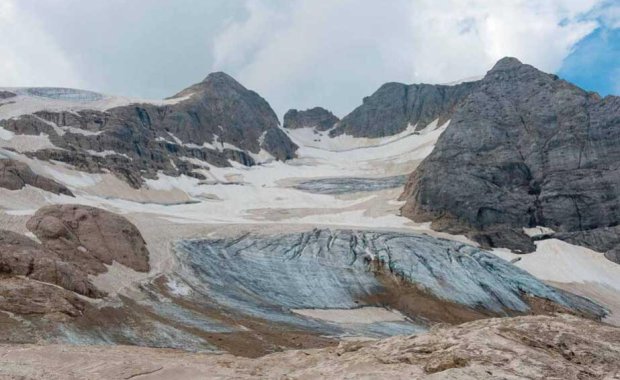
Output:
top-left (0, 314), bottom-right (617, 379)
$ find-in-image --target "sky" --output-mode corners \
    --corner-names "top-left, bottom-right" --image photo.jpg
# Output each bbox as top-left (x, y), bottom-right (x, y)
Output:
top-left (0, 0), bottom-right (618, 118)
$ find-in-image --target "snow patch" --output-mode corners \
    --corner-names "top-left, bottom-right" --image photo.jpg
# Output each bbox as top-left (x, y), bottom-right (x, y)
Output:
top-left (523, 226), bottom-right (555, 237)
top-left (61, 126), bottom-right (102, 136)
top-left (492, 239), bottom-right (620, 291)
top-left (85, 150), bottom-right (130, 159)
top-left (293, 307), bottom-right (407, 324)
top-left (0, 127), bottom-right (15, 140)
top-left (43, 167), bottom-right (101, 188)
top-left (167, 278), bottom-right (192, 297)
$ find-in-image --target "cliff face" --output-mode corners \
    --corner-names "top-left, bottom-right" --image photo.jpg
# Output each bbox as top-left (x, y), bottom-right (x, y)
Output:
top-left (401, 57), bottom-right (620, 259)
top-left (329, 80), bottom-right (480, 138)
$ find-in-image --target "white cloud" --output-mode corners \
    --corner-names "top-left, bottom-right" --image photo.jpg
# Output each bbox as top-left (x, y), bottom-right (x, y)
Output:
top-left (0, 0), bottom-right (84, 88)
top-left (593, 0), bottom-right (620, 29)
top-left (0, 0), bottom-right (610, 115)
top-left (212, 0), bottom-right (602, 116)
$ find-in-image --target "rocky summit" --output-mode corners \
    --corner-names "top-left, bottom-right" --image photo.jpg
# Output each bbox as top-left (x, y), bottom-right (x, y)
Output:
top-left (401, 57), bottom-right (620, 260)
top-left (283, 107), bottom-right (340, 131)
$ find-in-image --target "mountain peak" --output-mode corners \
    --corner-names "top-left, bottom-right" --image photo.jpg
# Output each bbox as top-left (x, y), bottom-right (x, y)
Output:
top-left (201, 71), bottom-right (238, 84)
top-left (490, 57), bottom-right (523, 72)
top-left (168, 71), bottom-right (244, 100)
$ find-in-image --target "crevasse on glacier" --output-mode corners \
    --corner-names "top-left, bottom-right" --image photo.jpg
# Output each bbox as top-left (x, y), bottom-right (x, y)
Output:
top-left (175, 229), bottom-right (605, 320)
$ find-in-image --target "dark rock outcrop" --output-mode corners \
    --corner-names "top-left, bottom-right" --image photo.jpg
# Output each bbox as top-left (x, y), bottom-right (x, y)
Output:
top-left (0, 159), bottom-right (73, 196)
top-left (401, 57), bottom-right (620, 258)
top-left (283, 107), bottom-right (339, 131)
top-left (329, 80), bottom-right (480, 138)
top-left (0, 91), bottom-right (16, 100)
top-left (1, 73), bottom-right (298, 187)
top-left (26, 204), bottom-right (150, 274)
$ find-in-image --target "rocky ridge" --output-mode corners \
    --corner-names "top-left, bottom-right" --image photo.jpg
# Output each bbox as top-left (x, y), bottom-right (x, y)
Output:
top-left (0, 91), bottom-right (16, 100)
top-left (329, 80), bottom-right (480, 138)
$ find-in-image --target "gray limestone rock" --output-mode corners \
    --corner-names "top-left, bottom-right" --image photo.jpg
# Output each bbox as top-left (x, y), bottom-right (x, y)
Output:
top-left (401, 57), bottom-right (620, 260)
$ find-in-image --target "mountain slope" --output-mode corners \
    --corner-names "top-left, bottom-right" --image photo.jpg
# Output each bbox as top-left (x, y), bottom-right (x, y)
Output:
top-left (0, 73), bottom-right (298, 187)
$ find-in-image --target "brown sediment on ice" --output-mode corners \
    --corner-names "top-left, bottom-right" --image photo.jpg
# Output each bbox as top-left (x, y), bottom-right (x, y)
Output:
top-left (62, 274), bottom-right (337, 358)
top-left (364, 262), bottom-right (605, 327)
top-left (362, 274), bottom-right (495, 325)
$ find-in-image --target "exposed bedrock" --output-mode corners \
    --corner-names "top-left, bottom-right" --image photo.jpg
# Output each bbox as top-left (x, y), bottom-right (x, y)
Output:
top-left (401, 57), bottom-right (620, 259)
top-left (283, 107), bottom-right (340, 131)
top-left (0, 159), bottom-right (73, 196)
top-left (3, 314), bottom-right (619, 380)
top-left (1, 72), bottom-right (298, 187)
top-left (26, 204), bottom-right (150, 274)
top-left (0, 230), bottom-right (102, 298)
top-left (329, 79), bottom-right (480, 138)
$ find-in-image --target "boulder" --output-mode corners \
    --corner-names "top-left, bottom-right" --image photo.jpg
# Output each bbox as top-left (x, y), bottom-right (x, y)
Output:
top-left (26, 204), bottom-right (150, 274)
